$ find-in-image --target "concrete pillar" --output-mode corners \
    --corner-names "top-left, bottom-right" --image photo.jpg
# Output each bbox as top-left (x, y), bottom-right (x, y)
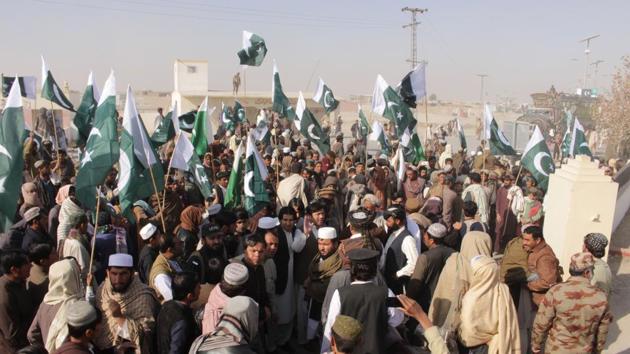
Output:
top-left (543, 155), bottom-right (618, 279)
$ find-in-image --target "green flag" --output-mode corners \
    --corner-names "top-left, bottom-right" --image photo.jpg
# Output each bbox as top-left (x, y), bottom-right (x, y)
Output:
top-left (358, 104), bottom-right (372, 138)
top-left (224, 141), bottom-right (244, 209)
top-left (560, 110), bottom-right (573, 159)
top-left (170, 133), bottom-right (213, 199)
top-left (237, 31), bottom-right (267, 66)
top-left (243, 133), bottom-right (269, 215)
top-left (221, 102), bottom-right (237, 134)
top-left (272, 61), bottom-right (296, 121)
top-left (295, 91), bottom-right (330, 154)
top-left (75, 71), bottom-right (119, 210)
top-left (234, 100), bottom-right (247, 124)
top-left (456, 118), bottom-right (467, 151)
top-left (402, 131), bottom-right (425, 163)
top-left (570, 117), bottom-right (592, 157)
top-left (313, 78), bottom-right (339, 113)
top-left (252, 110), bottom-right (271, 145)
top-left (484, 104), bottom-right (516, 155)
top-left (117, 85), bottom-right (164, 218)
top-left (191, 97), bottom-right (215, 156)
top-left (369, 121), bottom-right (390, 155)
top-left (41, 56), bottom-right (75, 111)
top-left (73, 71), bottom-right (99, 146)
top-left (521, 125), bottom-right (555, 190)
top-left (372, 74), bottom-right (416, 136)
top-left (0, 78), bottom-right (25, 231)
top-left (151, 101), bottom-right (178, 147)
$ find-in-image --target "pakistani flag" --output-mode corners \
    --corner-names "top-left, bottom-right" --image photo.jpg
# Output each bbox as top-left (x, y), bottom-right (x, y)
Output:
top-left (234, 101), bottom-right (247, 124)
top-left (243, 133), bottom-right (269, 215)
top-left (357, 104), bottom-right (372, 138)
top-left (0, 78), bottom-right (25, 231)
top-left (151, 101), bottom-right (179, 147)
top-left (73, 72), bottom-right (100, 147)
top-left (75, 71), bottom-right (119, 210)
top-left (191, 97), bottom-right (216, 156)
top-left (252, 110), bottom-right (270, 144)
top-left (394, 145), bottom-right (405, 190)
top-left (456, 118), bottom-right (467, 150)
top-left (272, 61), bottom-right (296, 121)
top-left (313, 78), bottom-right (339, 113)
top-left (1, 75), bottom-right (36, 99)
top-left (224, 141), bottom-right (244, 209)
top-left (560, 110), bottom-right (573, 158)
top-left (521, 125), bottom-right (555, 190)
top-left (117, 85), bottom-right (164, 218)
top-left (570, 117), bottom-right (592, 157)
top-left (221, 102), bottom-right (237, 134)
top-left (41, 56), bottom-right (75, 111)
top-left (369, 120), bottom-right (390, 155)
top-left (484, 104), bottom-right (516, 155)
top-left (400, 129), bottom-right (425, 163)
top-left (237, 31), bottom-right (267, 66)
top-left (171, 133), bottom-right (213, 199)
top-left (397, 63), bottom-right (426, 108)
top-left (178, 110), bottom-right (197, 132)
top-left (295, 91), bottom-right (330, 154)
top-left (372, 74), bottom-right (416, 136)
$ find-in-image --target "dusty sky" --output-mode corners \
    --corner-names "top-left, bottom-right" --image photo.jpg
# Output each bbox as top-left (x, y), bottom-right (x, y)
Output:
top-left (3, 0), bottom-right (629, 103)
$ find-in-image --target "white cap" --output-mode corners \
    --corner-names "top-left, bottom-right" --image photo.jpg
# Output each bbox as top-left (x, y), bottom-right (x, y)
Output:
top-left (108, 253), bottom-right (133, 268)
top-left (317, 227), bottom-right (337, 240)
top-left (282, 147), bottom-right (291, 153)
top-left (207, 204), bottom-right (222, 217)
top-left (139, 223), bottom-right (158, 240)
top-left (258, 217), bottom-right (280, 230)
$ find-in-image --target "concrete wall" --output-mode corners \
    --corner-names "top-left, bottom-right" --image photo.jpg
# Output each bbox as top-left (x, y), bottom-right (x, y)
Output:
top-left (174, 60), bottom-right (208, 92)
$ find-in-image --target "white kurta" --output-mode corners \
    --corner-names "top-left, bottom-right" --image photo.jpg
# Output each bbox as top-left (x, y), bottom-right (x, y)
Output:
top-left (274, 228), bottom-right (306, 325)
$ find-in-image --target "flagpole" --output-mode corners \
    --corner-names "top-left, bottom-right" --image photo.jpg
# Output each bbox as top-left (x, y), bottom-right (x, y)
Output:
top-left (88, 187), bottom-right (101, 276)
top-left (161, 133), bottom-right (178, 212)
top-left (49, 101), bottom-right (61, 153)
top-left (424, 97), bottom-right (429, 143)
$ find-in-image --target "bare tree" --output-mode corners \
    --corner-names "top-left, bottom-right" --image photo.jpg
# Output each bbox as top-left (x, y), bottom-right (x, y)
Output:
top-left (595, 56), bottom-right (630, 158)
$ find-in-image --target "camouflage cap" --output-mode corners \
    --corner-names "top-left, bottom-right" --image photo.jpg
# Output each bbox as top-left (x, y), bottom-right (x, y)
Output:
top-left (570, 252), bottom-right (595, 272)
top-left (332, 315), bottom-right (363, 341)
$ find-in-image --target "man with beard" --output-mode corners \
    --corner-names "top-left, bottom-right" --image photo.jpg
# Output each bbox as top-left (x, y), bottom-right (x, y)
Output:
top-left (138, 222), bottom-right (161, 284)
top-left (233, 234), bottom-right (270, 324)
top-left (305, 227), bottom-right (343, 343)
top-left (149, 234), bottom-right (184, 302)
top-left (21, 207), bottom-right (54, 252)
top-left (188, 224), bottom-right (228, 285)
top-left (95, 253), bottom-right (159, 354)
top-left (381, 206), bottom-right (418, 295)
top-left (33, 160), bottom-right (57, 212)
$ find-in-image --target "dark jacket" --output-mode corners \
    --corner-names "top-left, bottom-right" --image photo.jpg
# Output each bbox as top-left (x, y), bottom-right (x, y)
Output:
top-left (157, 300), bottom-right (198, 354)
top-left (0, 275), bottom-right (35, 351)
top-left (138, 245), bottom-right (159, 284)
top-left (52, 341), bottom-right (92, 354)
top-left (21, 227), bottom-right (53, 253)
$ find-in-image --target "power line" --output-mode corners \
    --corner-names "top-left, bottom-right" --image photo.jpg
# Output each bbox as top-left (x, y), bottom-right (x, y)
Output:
top-left (401, 7), bottom-right (428, 69)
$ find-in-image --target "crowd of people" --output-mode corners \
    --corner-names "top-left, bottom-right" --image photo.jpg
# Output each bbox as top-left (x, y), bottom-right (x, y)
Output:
top-left (0, 105), bottom-right (618, 354)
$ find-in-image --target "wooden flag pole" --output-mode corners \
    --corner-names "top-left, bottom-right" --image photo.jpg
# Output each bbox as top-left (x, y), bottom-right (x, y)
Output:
top-left (147, 164), bottom-right (167, 233)
top-left (88, 187), bottom-right (101, 275)
top-left (49, 101), bottom-right (61, 153)
top-left (424, 97), bottom-right (429, 143)
top-left (161, 133), bottom-right (179, 213)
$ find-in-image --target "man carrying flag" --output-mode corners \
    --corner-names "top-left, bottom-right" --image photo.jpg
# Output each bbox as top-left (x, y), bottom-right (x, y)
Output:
top-left (272, 61), bottom-right (296, 121)
top-left (484, 104), bottom-right (516, 155)
top-left (117, 85), bottom-right (165, 219)
top-left (237, 30), bottom-right (268, 66)
top-left (191, 97), bottom-right (215, 156)
top-left (73, 71), bottom-right (100, 147)
top-left (313, 78), bottom-right (339, 114)
top-left (295, 92), bottom-right (330, 154)
top-left (243, 132), bottom-right (269, 215)
top-left (0, 78), bottom-right (25, 232)
top-left (521, 126), bottom-right (555, 190)
top-left (75, 71), bottom-right (119, 210)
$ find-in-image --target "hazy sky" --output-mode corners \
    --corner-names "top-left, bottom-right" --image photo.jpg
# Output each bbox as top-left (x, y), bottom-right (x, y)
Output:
top-left (3, 0), bottom-right (629, 103)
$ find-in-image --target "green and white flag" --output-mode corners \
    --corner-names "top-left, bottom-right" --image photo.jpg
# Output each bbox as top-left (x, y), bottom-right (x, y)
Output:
top-left (313, 78), bottom-right (339, 113)
top-left (369, 120), bottom-right (390, 155)
top-left (0, 77), bottom-right (26, 231)
top-left (521, 125), bottom-right (555, 190)
top-left (456, 118), bottom-right (467, 150)
top-left (252, 110), bottom-right (270, 144)
top-left (394, 145), bottom-right (406, 190)
top-left (484, 104), bottom-right (516, 155)
top-left (73, 71), bottom-right (100, 147)
top-left (224, 141), bottom-right (244, 209)
top-left (151, 101), bottom-right (178, 147)
top-left (41, 56), bottom-right (75, 111)
top-left (171, 133), bottom-right (213, 199)
top-left (272, 61), bottom-right (296, 121)
top-left (234, 100), bottom-right (247, 124)
top-left (117, 85), bottom-right (164, 218)
top-left (295, 91), bottom-right (330, 154)
top-left (400, 129), bottom-right (425, 163)
top-left (221, 102), bottom-right (237, 134)
top-left (75, 70), bottom-right (119, 210)
top-left (357, 104), bottom-right (372, 138)
top-left (570, 117), bottom-right (592, 157)
top-left (560, 110), bottom-right (573, 159)
top-left (372, 74), bottom-right (416, 136)
top-left (191, 97), bottom-right (216, 156)
top-left (237, 31), bottom-right (267, 66)
top-left (243, 132), bottom-right (269, 215)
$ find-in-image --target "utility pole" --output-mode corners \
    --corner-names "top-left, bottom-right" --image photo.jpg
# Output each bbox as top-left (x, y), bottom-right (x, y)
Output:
top-left (591, 59), bottom-right (604, 91)
top-left (402, 7), bottom-right (428, 69)
top-left (579, 34), bottom-right (600, 89)
top-left (477, 74), bottom-right (488, 104)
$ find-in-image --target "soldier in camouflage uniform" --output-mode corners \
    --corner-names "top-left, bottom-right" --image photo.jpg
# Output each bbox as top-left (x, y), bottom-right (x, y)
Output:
top-left (531, 252), bottom-right (611, 353)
